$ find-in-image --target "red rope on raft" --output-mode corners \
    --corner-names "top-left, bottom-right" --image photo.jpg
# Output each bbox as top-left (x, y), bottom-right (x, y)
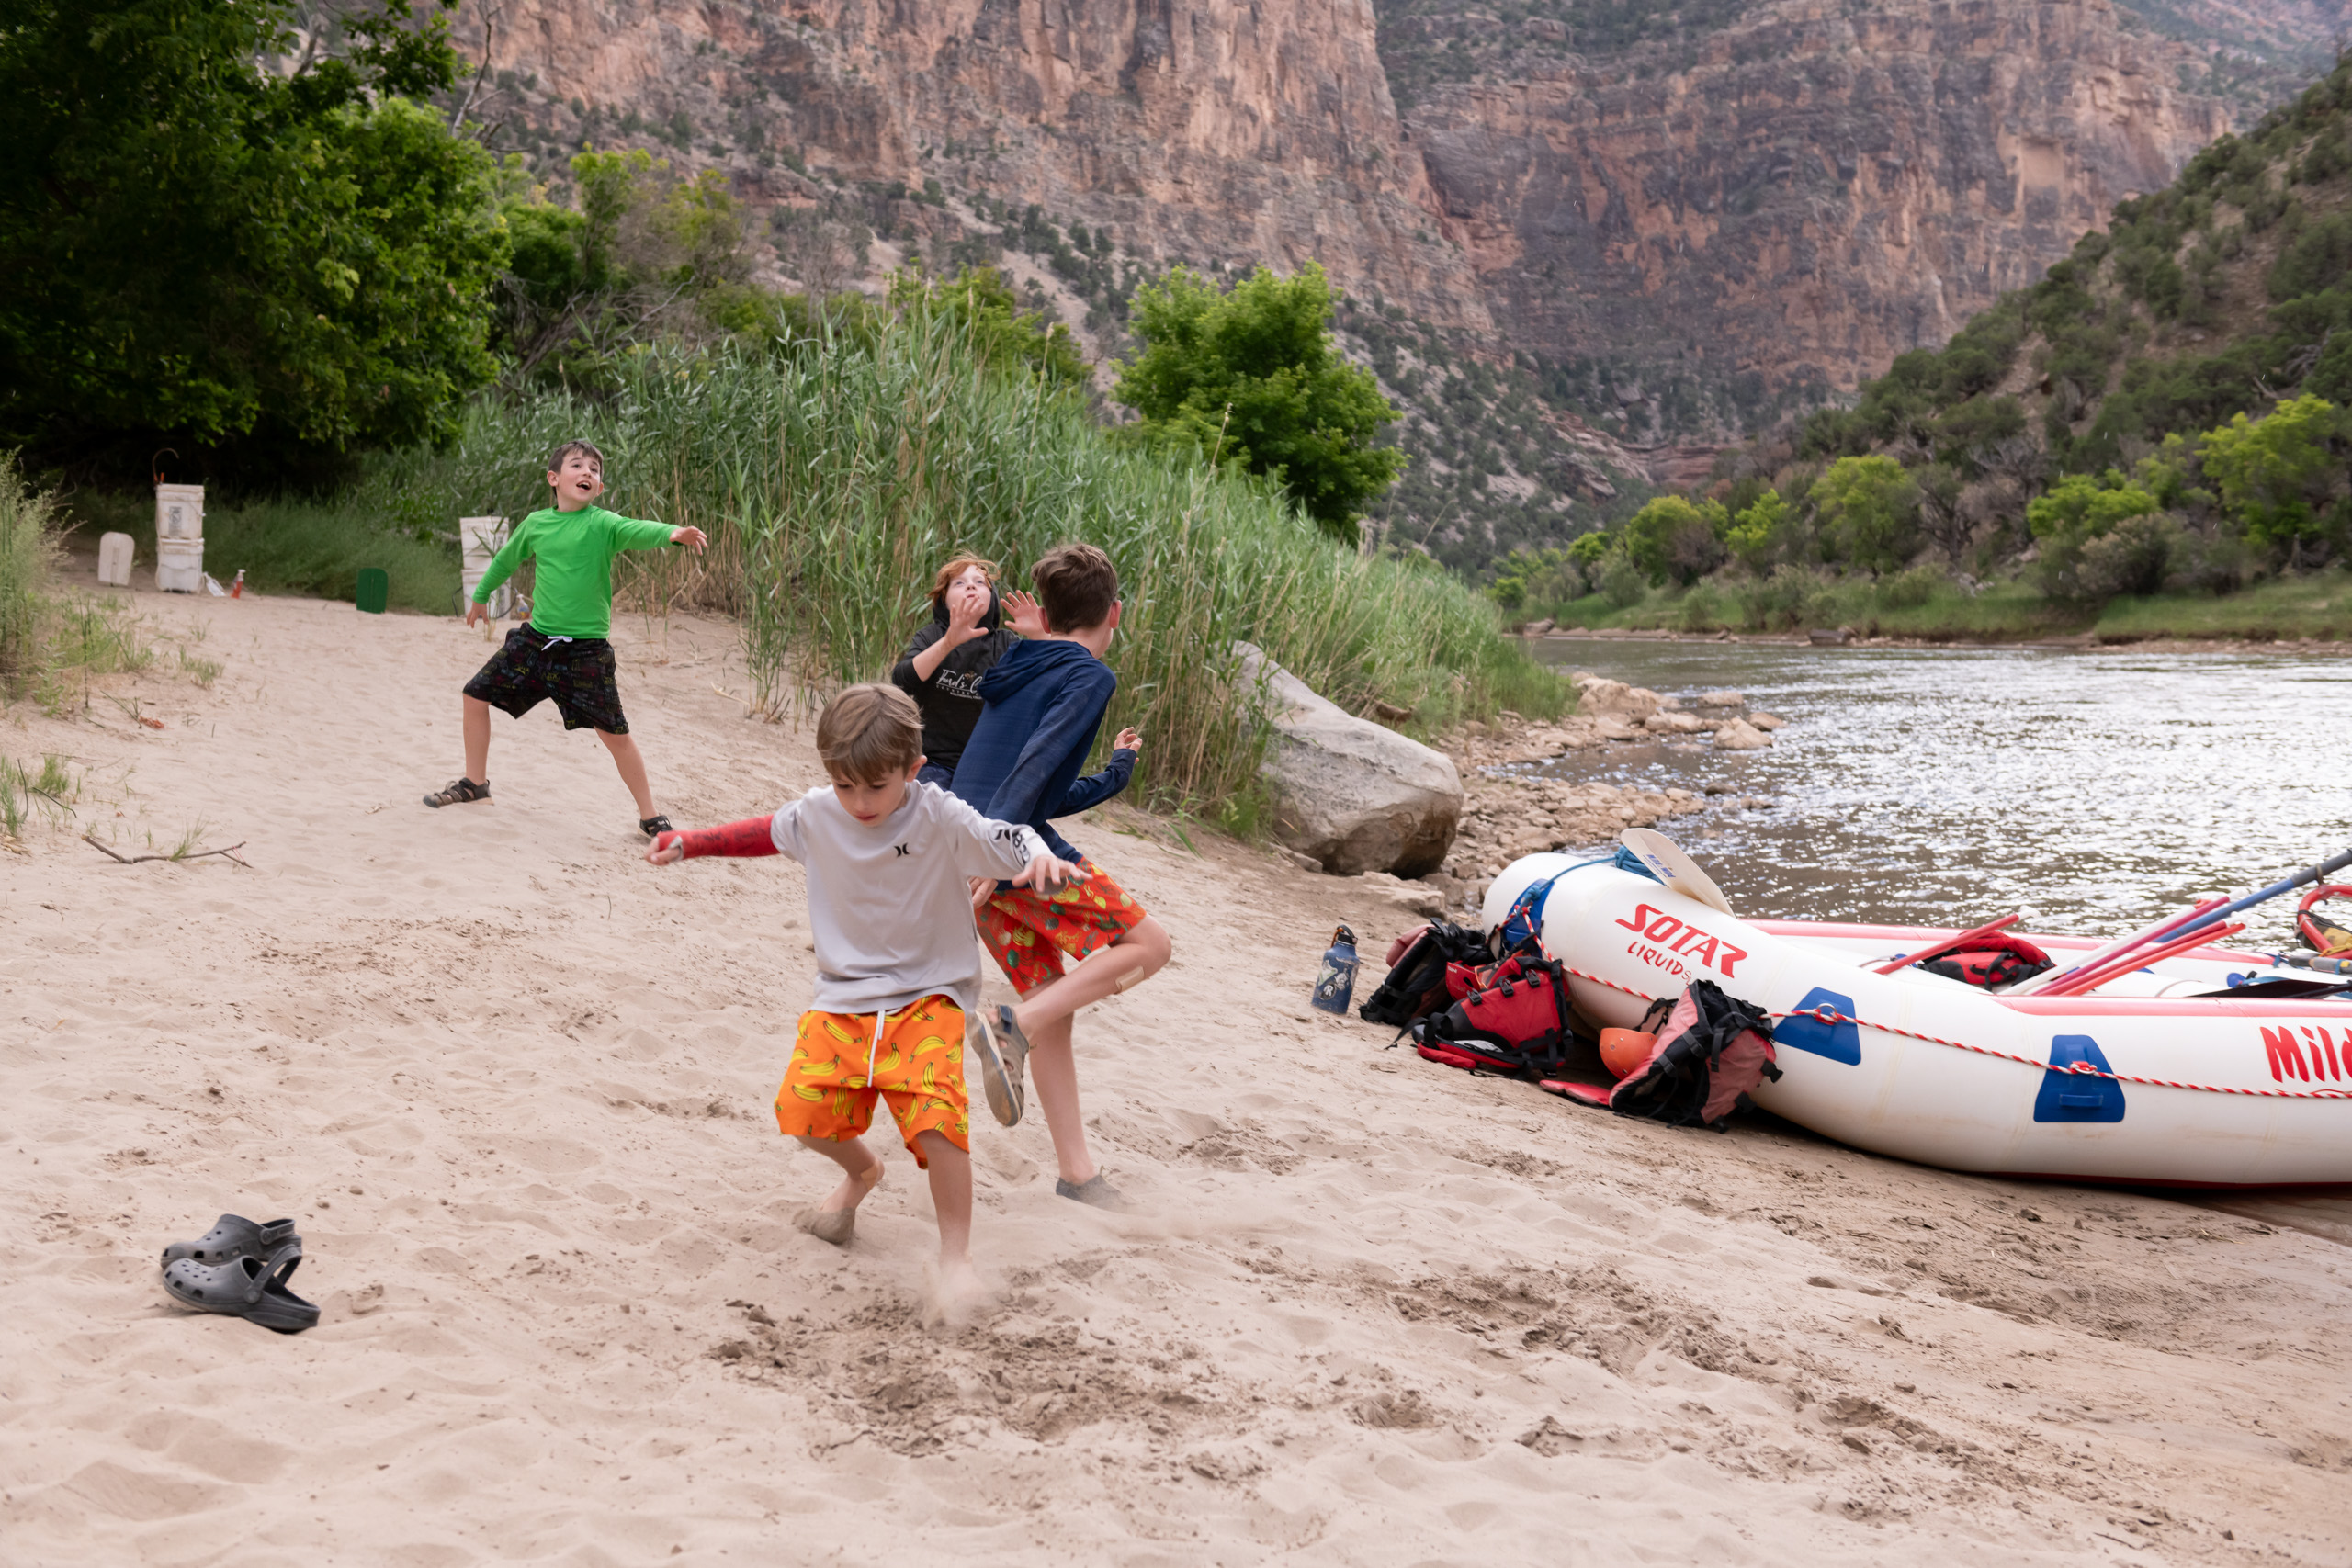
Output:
top-left (1556, 963), bottom-right (2352, 1101)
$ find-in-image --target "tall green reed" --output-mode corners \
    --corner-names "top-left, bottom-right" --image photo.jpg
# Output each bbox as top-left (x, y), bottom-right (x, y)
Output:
top-left (0, 453), bottom-right (62, 692)
top-left (277, 311), bottom-right (1562, 814)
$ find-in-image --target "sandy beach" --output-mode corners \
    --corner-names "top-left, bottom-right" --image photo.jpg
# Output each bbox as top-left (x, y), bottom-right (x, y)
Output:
top-left (4, 579), bottom-right (2349, 1566)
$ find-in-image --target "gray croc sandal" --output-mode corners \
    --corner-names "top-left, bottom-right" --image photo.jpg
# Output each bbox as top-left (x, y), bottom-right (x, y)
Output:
top-left (1056, 1174), bottom-right (1126, 1210)
top-left (968, 1004), bottom-right (1031, 1127)
top-left (162, 1214), bottom-right (297, 1269)
top-left (163, 1238), bottom-right (320, 1334)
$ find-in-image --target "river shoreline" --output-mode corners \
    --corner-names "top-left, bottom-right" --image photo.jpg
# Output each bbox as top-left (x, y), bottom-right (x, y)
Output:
top-left (1519, 626), bottom-right (2352, 655)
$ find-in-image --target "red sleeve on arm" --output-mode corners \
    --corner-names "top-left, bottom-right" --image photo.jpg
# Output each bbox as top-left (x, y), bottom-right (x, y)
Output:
top-left (665, 817), bottom-right (779, 859)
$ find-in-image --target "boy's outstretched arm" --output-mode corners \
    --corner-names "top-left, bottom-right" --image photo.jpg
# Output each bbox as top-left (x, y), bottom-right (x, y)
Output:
top-left (1048, 728), bottom-right (1141, 818)
top-left (645, 816), bottom-right (782, 865)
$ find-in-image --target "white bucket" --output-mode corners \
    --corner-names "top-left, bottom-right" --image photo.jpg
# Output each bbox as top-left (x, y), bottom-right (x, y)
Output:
top-left (96, 531), bottom-right (135, 587)
top-left (155, 483), bottom-right (204, 544)
top-left (156, 537), bottom-right (206, 594)
top-left (459, 514), bottom-right (511, 617)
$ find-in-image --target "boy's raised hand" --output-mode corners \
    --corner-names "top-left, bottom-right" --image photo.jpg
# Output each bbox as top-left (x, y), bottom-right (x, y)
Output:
top-left (670, 526), bottom-right (709, 553)
top-left (645, 830), bottom-right (686, 866)
top-left (1012, 852), bottom-right (1081, 892)
top-left (1114, 727), bottom-right (1142, 755)
top-left (1004, 589), bottom-right (1046, 639)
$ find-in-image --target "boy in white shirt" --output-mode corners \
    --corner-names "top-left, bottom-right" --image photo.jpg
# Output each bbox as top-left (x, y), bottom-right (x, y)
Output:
top-left (645, 683), bottom-right (1074, 1313)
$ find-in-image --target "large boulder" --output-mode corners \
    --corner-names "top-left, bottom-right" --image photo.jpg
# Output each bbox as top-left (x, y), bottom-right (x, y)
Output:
top-left (1236, 643), bottom-right (1463, 876)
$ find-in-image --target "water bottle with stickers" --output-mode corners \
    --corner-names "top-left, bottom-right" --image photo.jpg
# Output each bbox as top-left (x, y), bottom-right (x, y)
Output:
top-left (1311, 924), bottom-right (1360, 1015)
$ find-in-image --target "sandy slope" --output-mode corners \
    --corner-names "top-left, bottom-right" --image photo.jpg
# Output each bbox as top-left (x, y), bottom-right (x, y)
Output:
top-left (3, 581), bottom-right (2348, 1567)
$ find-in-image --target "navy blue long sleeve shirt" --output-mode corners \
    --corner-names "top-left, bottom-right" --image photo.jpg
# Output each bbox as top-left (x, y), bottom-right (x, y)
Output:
top-left (948, 639), bottom-right (1118, 863)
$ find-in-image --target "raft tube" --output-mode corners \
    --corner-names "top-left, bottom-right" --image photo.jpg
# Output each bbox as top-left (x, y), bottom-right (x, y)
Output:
top-left (1483, 854), bottom-right (2352, 1188)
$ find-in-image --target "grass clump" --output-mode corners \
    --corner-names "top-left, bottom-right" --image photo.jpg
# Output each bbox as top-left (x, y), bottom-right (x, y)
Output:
top-left (445, 315), bottom-right (1562, 814)
top-left (0, 751), bottom-right (79, 840)
top-left (0, 453), bottom-right (62, 691)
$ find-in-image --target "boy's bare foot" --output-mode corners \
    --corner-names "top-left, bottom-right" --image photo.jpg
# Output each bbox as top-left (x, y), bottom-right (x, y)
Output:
top-left (922, 1258), bottom-right (989, 1328)
top-left (796, 1159), bottom-right (883, 1247)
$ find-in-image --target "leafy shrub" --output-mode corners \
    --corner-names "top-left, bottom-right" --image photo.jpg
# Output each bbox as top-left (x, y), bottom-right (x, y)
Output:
top-left (1876, 563), bottom-right (1945, 610)
top-left (1674, 584), bottom-right (1726, 632)
top-left (1599, 553), bottom-right (1649, 609)
top-left (2075, 513), bottom-right (2180, 599)
top-left (1736, 565), bottom-right (1831, 631)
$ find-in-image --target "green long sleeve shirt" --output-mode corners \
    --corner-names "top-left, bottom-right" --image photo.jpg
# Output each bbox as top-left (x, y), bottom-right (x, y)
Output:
top-left (471, 504), bottom-right (676, 639)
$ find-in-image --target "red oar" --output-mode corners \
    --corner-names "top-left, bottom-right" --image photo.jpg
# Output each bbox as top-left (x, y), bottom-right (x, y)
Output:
top-left (1872, 912), bottom-right (2023, 975)
top-left (2041, 921), bottom-right (2245, 998)
top-left (2007, 897), bottom-right (2229, 997)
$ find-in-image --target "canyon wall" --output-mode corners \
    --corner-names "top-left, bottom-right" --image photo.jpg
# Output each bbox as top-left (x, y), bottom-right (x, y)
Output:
top-left (466, 0), bottom-right (1489, 330)
top-left (451, 0), bottom-right (2319, 463)
top-left (1397, 0), bottom-right (2237, 430)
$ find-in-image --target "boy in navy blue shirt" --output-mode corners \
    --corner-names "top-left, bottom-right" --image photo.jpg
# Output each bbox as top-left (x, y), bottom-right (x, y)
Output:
top-left (955, 544), bottom-right (1171, 1207)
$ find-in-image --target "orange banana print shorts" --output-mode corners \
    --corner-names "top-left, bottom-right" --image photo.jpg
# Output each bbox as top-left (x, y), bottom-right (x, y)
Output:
top-left (774, 995), bottom-right (967, 1166)
top-left (978, 857), bottom-right (1148, 996)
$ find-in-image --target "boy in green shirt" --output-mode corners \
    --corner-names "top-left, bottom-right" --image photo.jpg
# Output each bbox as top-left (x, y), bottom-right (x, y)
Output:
top-left (424, 440), bottom-right (707, 835)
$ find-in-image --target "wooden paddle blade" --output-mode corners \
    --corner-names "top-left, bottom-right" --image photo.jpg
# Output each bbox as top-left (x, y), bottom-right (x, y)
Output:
top-left (1619, 829), bottom-right (1733, 914)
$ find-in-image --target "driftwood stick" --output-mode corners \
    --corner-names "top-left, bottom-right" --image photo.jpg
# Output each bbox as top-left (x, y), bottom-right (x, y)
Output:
top-left (82, 833), bottom-right (250, 868)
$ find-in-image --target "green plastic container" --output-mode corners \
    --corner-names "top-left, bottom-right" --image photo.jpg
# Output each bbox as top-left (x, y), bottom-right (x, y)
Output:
top-left (355, 568), bottom-right (390, 615)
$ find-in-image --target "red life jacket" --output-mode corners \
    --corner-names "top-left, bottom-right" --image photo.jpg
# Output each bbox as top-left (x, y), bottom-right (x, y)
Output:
top-left (1920, 931), bottom-right (2052, 988)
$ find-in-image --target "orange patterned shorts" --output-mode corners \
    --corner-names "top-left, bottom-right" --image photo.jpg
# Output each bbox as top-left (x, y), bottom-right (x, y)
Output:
top-left (978, 858), bottom-right (1148, 996)
top-left (774, 996), bottom-right (967, 1167)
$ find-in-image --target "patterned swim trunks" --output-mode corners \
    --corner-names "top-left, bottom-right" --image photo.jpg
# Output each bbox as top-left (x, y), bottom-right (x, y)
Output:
top-left (462, 624), bottom-right (628, 734)
top-left (978, 857), bottom-right (1148, 996)
top-left (774, 996), bottom-right (967, 1166)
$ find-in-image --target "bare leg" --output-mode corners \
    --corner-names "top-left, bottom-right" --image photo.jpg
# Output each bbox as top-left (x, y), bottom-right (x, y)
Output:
top-left (915, 1132), bottom-right (973, 1269)
top-left (793, 1134), bottom-right (883, 1246)
top-left (596, 728), bottom-right (656, 818)
top-left (1010, 917), bottom-right (1172, 1036)
top-left (1021, 1012), bottom-right (1093, 1185)
top-left (1001, 919), bottom-right (1171, 1187)
top-left (462, 695), bottom-right (492, 786)
top-left (918, 1132), bottom-right (985, 1325)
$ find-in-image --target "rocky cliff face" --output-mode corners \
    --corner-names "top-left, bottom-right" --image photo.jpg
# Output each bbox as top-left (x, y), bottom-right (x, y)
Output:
top-left (451, 0), bottom-right (2322, 550)
top-left (1393, 0), bottom-right (2238, 438)
top-left (464, 0), bottom-right (1489, 331)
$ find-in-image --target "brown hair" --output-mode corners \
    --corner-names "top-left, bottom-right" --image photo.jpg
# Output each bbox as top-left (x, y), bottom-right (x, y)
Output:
top-left (927, 554), bottom-right (998, 608)
top-left (1032, 542), bottom-right (1119, 633)
top-left (816, 683), bottom-right (923, 781)
top-left (547, 438), bottom-right (605, 475)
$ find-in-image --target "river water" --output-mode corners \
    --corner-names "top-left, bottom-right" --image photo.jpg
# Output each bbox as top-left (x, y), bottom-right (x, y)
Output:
top-left (1520, 638), bottom-right (2352, 950)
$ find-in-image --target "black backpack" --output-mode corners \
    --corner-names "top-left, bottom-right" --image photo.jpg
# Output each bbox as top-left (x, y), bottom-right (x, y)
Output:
top-left (1357, 921), bottom-right (1492, 1027)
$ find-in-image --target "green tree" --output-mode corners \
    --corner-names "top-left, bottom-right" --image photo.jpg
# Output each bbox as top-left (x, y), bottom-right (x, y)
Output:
top-left (2025, 471), bottom-right (2161, 540)
top-left (2199, 396), bottom-right (2343, 556)
top-left (1114, 263), bottom-right (1405, 543)
top-left (1619, 494), bottom-right (1727, 584)
top-left (890, 267), bottom-right (1089, 389)
top-left (1723, 488), bottom-right (1788, 573)
top-left (1813, 456), bottom-right (1920, 573)
top-left (0, 0), bottom-right (506, 475)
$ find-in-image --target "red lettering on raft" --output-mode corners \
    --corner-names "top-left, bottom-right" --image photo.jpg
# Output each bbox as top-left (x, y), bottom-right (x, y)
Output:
top-left (1613, 903), bottom-right (1745, 978)
top-left (2263, 1026), bottom-right (2311, 1083)
top-left (1617, 903), bottom-right (1663, 935)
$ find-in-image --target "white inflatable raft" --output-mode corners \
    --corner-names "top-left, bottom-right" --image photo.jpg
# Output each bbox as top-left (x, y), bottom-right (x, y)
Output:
top-left (1484, 852), bottom-right (2352, 1188)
